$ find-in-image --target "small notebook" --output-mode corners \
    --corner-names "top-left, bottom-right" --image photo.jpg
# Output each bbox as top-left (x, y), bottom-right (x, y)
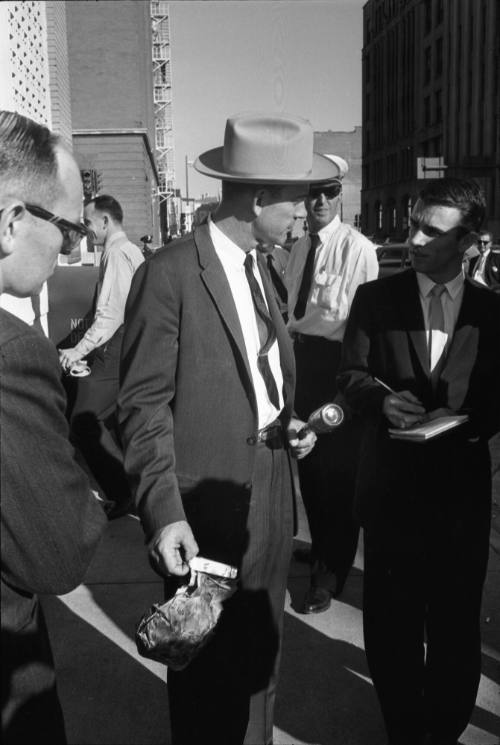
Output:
top-left (388, 415), bottom-right (469, 442)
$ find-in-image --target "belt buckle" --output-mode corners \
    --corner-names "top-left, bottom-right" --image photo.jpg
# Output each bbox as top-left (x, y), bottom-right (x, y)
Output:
top-left (257, 420), bottom-right (282, 443)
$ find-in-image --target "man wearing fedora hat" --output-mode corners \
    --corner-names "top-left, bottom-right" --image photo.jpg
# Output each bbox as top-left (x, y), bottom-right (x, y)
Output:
top-left (286, 154), bottom-right (378, 613)
top-left (118, 113), bottom-right (339, 745)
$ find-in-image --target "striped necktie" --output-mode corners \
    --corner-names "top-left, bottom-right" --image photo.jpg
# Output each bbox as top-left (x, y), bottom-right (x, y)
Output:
top-left (244, 253), bottom-right (280, 409)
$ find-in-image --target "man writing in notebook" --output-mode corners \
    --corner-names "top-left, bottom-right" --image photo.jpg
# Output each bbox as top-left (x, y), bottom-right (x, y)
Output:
top-left (338, 178), bottom-right (500, 745)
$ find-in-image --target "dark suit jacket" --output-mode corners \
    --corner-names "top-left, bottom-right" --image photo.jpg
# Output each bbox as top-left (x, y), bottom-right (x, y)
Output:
top-left (118, 224), bottom-right (296, 565)
top-left (0, 309), bottom-right (106, 742)
top-left (337, 270), bottom-right (500, 546)
top-left (468, 250), bottom-right (500, 291)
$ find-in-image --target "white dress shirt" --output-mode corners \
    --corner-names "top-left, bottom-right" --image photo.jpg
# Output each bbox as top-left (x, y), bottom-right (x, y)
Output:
top-left (209, 219), bottom-right (284, 429)
top-left (286, 215), bottom-right (378, 341)
top-left (416, 271), bottom-right (464, 369)
top-left (74, 231), bottom-right (144, 356)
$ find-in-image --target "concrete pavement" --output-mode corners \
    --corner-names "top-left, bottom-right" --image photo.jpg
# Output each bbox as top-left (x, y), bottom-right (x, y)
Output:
top-left (41, 436), bottom-right (500, 745)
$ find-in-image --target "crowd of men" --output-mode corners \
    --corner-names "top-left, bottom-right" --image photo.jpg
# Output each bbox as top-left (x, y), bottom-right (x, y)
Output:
top-left (1, 109), bottom-right (499, 745)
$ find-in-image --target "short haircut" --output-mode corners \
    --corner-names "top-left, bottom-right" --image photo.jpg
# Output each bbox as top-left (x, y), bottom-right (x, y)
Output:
top-left (0, 110), bottom-right (62, 205)
top-left (85, 194), bottom-right (123, 224)
top-left (418, 177), bottom-right (486, 232)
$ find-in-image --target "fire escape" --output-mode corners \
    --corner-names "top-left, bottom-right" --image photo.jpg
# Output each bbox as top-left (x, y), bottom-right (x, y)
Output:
top-left (151, 1), bottom-right (177, 235)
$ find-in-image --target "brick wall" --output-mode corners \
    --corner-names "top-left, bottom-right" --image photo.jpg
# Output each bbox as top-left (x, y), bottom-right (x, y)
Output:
top-left (73, 133), bottom-right (159, 246)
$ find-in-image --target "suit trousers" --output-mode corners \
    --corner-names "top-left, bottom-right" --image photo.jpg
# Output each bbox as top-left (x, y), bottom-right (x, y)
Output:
top-left (69, 330), bottom-right (131, 507)
top-left (166, 438), bottom-right (294, 745)
top-left (294, 335), bottom-right (360, 585)
top-left (363, 511), bottom-right (490, 745)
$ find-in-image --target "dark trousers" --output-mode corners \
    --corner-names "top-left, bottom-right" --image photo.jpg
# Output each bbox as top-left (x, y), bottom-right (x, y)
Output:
top-left (167, 440), bottom-right (294, 745)
top-left (294, 335), bottom-right (360, 586)
top-left (363, 515), bottom-right (490, 745)
top-left (2, 603), bottom-right (66, 744)
top-left (69, 330), bottom-right (131, 507)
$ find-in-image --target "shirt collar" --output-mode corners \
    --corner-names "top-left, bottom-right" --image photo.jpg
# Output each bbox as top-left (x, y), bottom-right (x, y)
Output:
top-left (208, 216), bottom-right (253, 269)
top-left (416, 270), bottom-right (464, 300)
top-left (105, 230), bottom-right (127, 249)
top-left (316, 214), bottom-right (341, 243)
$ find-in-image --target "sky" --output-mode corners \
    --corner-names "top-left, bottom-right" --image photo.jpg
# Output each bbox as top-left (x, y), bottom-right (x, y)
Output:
top-left (169, 0), bottom-right (366, 199)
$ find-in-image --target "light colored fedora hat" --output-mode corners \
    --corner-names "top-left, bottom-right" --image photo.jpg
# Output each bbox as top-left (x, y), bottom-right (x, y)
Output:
top-left (194, 112), bottom-right (341, 184)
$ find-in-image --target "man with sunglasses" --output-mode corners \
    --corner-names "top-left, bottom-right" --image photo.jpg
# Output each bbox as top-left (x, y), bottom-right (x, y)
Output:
top-left (286, 155), bottom-right (378, 613)
top-left (338, 178), bottom-right (500, 744)
top-left (0, 111), bottom-right (106, 743)
top-left (467, 230), bottom-right (500, 292)
top-left (59, 195), bottom-right (144, 519)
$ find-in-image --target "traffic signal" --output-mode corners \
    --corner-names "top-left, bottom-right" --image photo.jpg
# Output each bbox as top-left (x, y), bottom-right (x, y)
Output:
top-left (81, 169), bottom-right (94, 198)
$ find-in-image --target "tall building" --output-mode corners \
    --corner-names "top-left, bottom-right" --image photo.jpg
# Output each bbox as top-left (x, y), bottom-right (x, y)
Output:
top-left (66, 0), bottom-right (161, 245)
top-left (314, 127), bottom-right (363, 228)
top-left (362, 0), bottom-right (499, 239)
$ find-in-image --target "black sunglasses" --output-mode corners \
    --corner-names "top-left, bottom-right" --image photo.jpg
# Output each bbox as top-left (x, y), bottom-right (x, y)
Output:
top-left (478, 239), bottom-right (491, 245)
top-left (25, 203), bottom-right (90, 255)
top-left (309, 182), bottom-right (343, 200)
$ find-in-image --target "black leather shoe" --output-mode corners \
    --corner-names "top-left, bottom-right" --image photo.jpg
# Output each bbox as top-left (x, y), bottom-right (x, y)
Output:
top-left (301, 586), bottom-right (331, 614)
top-left (293, 547), bottom-right (313, 564)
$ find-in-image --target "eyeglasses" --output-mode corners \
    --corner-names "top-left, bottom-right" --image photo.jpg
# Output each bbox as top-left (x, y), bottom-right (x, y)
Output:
top-left (309, 182), bottom-right (342, 200)
top-left (478, 239), bottom-right (491, 245)
top-left (25, 203), bottom-right (90, 255)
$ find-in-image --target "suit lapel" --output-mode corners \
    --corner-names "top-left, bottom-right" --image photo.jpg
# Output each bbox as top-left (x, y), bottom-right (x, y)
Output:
top-left (396, 271), bottom-right (429, 376)
top-left (441, 279), bottom-right (476, 377)
top-left (195, 225), bottom-right (256, 405)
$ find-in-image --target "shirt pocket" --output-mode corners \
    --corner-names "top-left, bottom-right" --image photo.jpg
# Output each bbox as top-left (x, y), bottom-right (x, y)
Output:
top-left (313, 271), bottom-right (349, 319)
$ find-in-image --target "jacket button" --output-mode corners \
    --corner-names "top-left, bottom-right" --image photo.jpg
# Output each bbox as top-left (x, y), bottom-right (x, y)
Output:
top-left (246, 435), bottom-right (257, 445)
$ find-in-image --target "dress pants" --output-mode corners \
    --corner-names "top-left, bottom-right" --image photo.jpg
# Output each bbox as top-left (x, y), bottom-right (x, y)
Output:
top-left (294, 335), bottom-right (360, 587)
top-left (167, 438), bottom-right (294, 745)
top-left (69, 329), bottom-right (131, 507)
top-left (363, 506), bottom-right (490, 745)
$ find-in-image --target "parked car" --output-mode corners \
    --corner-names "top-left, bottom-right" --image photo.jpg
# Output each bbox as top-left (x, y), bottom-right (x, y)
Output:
top-left (376, 243), bottom-right (410, 277)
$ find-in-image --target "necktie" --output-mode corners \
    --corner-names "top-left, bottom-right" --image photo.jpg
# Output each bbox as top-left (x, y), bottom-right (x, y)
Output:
top-left (266, 254), bottom-right (288, 304)
top-left (293, 233), bottom-right (321, 320)
top-left (428, 284), bottom-right (447, 388)
top-left (31, 293), bottom-right (44, 333)
top-left (244, 253), bottom-right (280, 409)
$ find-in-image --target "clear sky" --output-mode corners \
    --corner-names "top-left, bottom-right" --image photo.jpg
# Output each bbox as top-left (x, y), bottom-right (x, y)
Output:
top-left (169, 0), bottom-right (366, 199)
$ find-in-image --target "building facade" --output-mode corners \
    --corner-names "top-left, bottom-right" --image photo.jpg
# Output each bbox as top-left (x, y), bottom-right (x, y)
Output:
top-left (66, 0), bottom-right (161, 245)
top-left (362, 0), bottom-right (499, 240)
top-left (314, 127), bottom-right (363, 228)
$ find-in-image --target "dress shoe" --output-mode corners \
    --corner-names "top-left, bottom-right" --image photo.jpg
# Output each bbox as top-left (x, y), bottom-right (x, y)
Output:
top-left (301, 586), bottom-right (331, 614)
top-left (293, 547), bottom-right (313, 564)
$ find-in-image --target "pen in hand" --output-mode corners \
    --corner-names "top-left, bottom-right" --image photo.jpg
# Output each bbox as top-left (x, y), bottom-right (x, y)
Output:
top-left (373, 377), bottom-right (406, 401)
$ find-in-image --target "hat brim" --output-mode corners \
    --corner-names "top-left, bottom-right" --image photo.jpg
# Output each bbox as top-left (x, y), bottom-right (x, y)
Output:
top-left (193, 148), bottom-right (340, 184)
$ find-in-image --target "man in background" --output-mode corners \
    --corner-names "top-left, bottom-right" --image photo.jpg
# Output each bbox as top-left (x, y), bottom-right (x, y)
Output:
top-left (0, 110), bottom-right (106, 744)
top-left (338, 178), bottom-right (500, 744)
top-left (467, 230), bottom-right (500, 291)
top-left (59, 195), bottom-right (144, 518)
top-left (286, 154), bottom-right (378, 612)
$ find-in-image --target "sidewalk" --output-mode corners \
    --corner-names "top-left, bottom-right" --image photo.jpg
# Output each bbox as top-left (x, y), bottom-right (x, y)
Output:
top-left (42, 436), bottom-right (500, 745)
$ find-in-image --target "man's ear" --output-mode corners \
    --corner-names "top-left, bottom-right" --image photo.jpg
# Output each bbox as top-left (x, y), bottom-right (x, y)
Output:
top-left (252, 188), bottom-right (266, 215)
top-left (0, 202), bottom-right (25, 256)
top-left (102, 215), bottom-right (109, 228)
